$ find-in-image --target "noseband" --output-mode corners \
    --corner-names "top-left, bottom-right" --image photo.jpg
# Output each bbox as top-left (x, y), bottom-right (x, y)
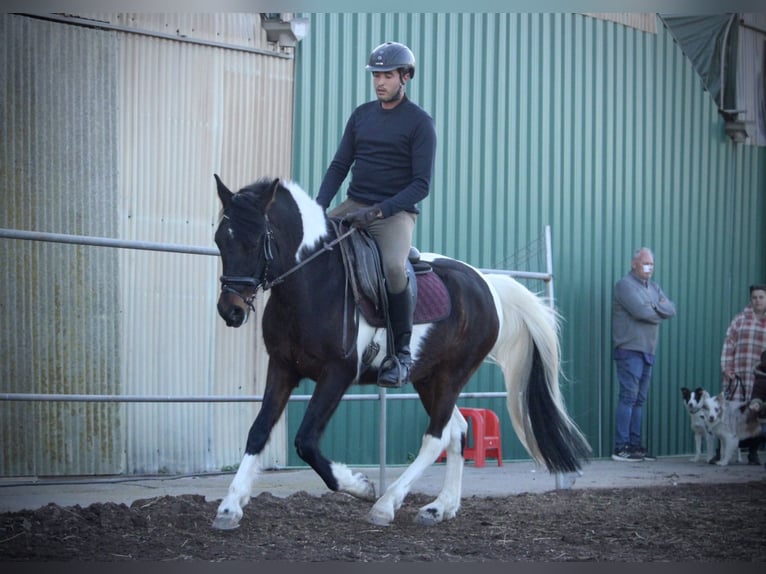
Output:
top-left (219, 276), bottom-right (260, 314)
top-left (218, 215), bottom-right (274, 314)
top-left (219, 214), bottom-right (357, 314)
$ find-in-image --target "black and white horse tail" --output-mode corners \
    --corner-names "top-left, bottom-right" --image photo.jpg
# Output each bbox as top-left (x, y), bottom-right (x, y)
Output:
top-left (483, 273), bottom-right (591, 473)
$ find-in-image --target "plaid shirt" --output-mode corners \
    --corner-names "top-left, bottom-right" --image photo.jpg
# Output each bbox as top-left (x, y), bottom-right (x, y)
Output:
top-left (720, 305), bottom-right (766, 400)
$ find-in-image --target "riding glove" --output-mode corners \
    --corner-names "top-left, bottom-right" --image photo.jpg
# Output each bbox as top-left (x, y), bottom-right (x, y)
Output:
top-left (345, 205), bottom-right (383, 229)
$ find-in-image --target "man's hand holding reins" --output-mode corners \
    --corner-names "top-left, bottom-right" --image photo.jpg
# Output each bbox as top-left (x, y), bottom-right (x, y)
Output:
top-left (344, 205), bottom-right (383, 229)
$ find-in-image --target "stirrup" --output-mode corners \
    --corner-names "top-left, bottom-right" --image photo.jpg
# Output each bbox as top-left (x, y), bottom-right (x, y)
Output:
top-left (377, 355), bottom-right (410, 388)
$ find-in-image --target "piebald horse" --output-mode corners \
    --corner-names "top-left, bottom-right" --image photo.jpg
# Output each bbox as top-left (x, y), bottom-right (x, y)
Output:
top-left (211, 175), bottom-right (590, 529)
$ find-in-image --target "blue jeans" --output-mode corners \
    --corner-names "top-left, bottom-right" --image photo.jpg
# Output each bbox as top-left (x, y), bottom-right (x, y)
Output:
top-left (614, 349), bottom-right (653, 450)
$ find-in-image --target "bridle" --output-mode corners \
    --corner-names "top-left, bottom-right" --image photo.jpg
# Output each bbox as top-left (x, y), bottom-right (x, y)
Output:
top-left (219, 213), bottom-right (357, 314)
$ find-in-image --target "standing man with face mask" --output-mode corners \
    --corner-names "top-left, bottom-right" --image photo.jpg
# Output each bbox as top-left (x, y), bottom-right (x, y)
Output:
top-left (316, 41), bottom-right (437, 388)
top-left (610, 247), bottom-right (677, 461)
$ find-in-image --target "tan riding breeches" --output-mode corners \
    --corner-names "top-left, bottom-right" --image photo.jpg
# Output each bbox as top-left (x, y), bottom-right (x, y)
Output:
top-left (328, 198), bottom-right (416, 294)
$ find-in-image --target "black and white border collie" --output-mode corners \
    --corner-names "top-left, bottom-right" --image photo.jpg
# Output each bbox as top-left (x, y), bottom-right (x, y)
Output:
top-left (681, 387), bottom-right (716, 463)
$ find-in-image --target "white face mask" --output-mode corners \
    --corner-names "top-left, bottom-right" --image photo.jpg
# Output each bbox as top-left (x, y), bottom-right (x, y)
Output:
top-left (642, 264), bottom-right (654, 274)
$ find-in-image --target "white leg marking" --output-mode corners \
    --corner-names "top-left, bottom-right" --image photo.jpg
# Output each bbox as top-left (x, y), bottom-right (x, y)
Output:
top-left (212, 454), bottom-right (261, 530)
top-left (331, 462), bottom-right (376, 500)
top-left (415, 409), bottom-right (466, 526)
top-left (369, 408), bottom-right (466, 527)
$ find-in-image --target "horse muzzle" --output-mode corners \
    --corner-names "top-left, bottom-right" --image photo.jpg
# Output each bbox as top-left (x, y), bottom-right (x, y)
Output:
top-left (218, 279), bottom-right (258, 327)
top-left (217, 295), bottom-right (251, 327)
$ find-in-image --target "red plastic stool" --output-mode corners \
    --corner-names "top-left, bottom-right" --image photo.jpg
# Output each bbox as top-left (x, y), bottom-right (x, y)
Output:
top-left (437, 407), bottom-right (503, 467)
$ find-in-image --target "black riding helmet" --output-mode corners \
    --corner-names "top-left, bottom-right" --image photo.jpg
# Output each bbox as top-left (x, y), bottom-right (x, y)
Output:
top-left (365, 41), bottom-right (416, 79)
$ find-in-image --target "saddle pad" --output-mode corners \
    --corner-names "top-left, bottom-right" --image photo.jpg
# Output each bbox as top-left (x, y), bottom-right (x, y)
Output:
top-left (359, 270), bottom-right (451, 328)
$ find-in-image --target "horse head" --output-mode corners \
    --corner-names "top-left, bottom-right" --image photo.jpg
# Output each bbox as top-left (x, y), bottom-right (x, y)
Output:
top-left (214, 175), bottom-right (281, 327)
top-left (213, 174), bottom-right (328, 327)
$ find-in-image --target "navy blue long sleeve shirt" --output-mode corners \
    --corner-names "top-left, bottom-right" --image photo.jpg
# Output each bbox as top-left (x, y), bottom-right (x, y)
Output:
top-left (316, 96), bottom-right (436, 218)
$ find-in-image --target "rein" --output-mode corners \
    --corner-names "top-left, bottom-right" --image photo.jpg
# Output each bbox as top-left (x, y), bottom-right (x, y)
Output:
top-left (262, 222), bottom-right (357, 291)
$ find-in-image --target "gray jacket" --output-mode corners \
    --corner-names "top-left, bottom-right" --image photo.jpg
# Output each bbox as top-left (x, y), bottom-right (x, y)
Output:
top-left (611, 271), bottom-right (676, 355)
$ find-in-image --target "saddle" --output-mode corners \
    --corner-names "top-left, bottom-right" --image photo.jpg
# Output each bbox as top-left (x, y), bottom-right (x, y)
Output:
top-left (331, 219), bottom-right (451, 328)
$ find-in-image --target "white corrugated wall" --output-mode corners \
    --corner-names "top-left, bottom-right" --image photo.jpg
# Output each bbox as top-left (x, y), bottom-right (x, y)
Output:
top-left (1, 13), bottom-right (296, 476)
top-left (1, 15), bottom-right (123, 476)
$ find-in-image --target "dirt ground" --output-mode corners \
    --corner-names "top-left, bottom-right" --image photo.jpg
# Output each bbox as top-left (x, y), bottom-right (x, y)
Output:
top-left (1, 481), bottom-right (764, 562)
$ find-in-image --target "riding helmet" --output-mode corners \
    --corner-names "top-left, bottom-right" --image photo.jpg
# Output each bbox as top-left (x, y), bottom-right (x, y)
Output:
top-left (365, 42), bottom-right (416, 79)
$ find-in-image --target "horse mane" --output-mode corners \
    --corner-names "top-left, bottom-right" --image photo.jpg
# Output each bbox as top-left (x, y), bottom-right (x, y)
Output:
top-left (226, 177), bottom-right (329, 261)
top-left (226, 178), bottom-right (272, 245)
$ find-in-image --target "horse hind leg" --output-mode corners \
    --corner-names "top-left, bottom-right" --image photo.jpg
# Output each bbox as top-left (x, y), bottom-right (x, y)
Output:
top-left (368, 406), bottom-right (466, 527)
top-left (414, 407), bottom-right (468, 526)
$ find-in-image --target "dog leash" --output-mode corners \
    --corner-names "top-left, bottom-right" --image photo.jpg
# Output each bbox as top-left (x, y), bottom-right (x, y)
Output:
top-left (725, 375), bottom-right (747, 401)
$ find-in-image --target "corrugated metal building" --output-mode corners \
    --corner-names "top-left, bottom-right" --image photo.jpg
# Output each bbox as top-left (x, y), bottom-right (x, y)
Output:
top-left (1, 13), bottom-right (764, 476)
top-left (289, 13), bottom-right (766, 464)
top-left (1, 13), bottom-right (296, 476)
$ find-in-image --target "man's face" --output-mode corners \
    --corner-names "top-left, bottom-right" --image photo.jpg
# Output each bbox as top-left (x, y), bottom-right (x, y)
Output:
top-left (632, 251), bottom-right (654, 281)
top-left (372, 71), bottom-right (406, 106)
top-left (750, 289), bottom-right (766, 314)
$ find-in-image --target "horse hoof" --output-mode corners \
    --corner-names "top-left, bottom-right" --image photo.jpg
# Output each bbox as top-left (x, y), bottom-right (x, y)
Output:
top-left (367, 507), bottom-right (393, 526)
top-left (347, 472), bottom-right (376, 501)
top-left (358, 477), bottom-right (377, 501)
top-left (212, 509), bottom-right (242, 530)
top-left (414, 506), bottom-right (442, 526)
top-left (212, 516), bottom-right (240, 530)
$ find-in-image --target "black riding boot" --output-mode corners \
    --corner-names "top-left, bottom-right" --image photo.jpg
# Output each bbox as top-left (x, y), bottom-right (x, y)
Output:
top-left (377, 284), bottom-right (414, 388)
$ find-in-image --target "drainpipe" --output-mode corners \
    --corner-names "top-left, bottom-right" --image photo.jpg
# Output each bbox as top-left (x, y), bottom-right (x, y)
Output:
top-left (719, 13), bottom-right (737, 110)
top-left (720, 13), bottom-right (738, 322)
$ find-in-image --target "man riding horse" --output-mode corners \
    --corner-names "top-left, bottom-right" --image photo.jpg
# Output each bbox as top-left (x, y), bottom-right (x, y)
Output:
top-left (316, 41), bottom-right (437, 388)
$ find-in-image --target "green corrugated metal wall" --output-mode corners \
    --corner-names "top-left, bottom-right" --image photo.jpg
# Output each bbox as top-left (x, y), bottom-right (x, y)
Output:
top-left (287, 13), bottom-right (766, 465)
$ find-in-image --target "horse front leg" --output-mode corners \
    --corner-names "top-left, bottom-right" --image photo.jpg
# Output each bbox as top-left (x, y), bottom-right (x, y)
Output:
top-left (369, 406), bottom-right (466, 526)
top-left (293, 367), bottom-right (376, 502)
top-left (212, 449), bottom-right (262, 530)
top-left (212, 366), bottom-right (297, 530)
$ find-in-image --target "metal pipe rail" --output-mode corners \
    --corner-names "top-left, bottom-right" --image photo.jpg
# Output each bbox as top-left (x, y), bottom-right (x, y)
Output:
top-left (0, 392), bottom-right (507, 403)
top-left (2, 225), bottom-right (553, 489)
top-left (0, 228), bottom-right (219, 256)
top-left (0, 390), bottom-right (508, 490)
top-left (0, 228), bottom-right (550, 280)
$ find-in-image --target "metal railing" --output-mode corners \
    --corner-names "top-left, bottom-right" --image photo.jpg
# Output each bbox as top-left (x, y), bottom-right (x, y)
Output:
top-left (0, 226), bottom-right (556, 490)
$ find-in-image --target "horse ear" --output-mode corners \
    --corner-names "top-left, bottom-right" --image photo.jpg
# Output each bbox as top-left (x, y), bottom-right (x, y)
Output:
top-left (265, 178), bottom-right (281, 210)
top-left (214, 174), bottom-right (233, 208)
top-left (269, 178), bottom-right (281, 197)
